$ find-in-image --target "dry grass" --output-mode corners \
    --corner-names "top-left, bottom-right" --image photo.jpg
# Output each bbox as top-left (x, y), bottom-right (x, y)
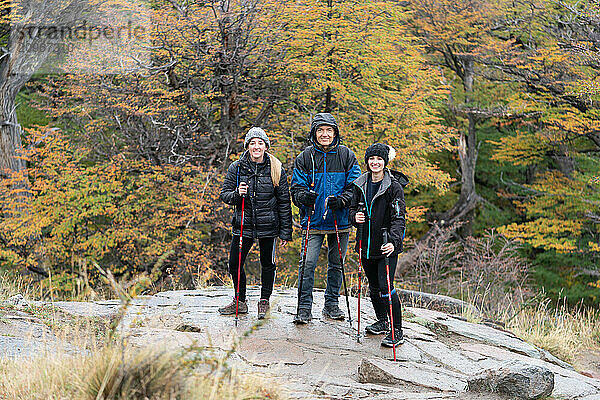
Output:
top-left (0, 270), bottom-right (284, 400)
top-left (503, 299), bottom-right (600, 364)
top-left (0, 344), bottom-right (284, 400)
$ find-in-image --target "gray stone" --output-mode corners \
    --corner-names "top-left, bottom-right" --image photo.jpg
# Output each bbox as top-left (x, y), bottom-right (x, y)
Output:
top-left (467, 360), bottom-right (553, 400)
top-left (408, 307), bottom-right (542, 359)
top-left (404, 320), bottom-right (437, 342)
top-left (6, 286), bottom-right (595, 400)
top-left (412, 340), bottom-right (481, 375)
top-left (459, 342), bottom-right (600, 398)
top-left (35, 301), bottom-right (119, 319)
top-left (399, 289), bottom-right (481, 316)
top-left (358, 357), bottom-right (467, 392)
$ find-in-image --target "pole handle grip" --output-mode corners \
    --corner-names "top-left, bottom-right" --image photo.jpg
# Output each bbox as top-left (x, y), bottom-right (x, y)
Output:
top-left (383, 228), bottom-right (388, 245)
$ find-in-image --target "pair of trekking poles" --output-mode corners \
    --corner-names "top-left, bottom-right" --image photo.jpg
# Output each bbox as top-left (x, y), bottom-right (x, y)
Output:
top-left (296, 193), bottom-right (353, 330)
top-left (298, 198), bottom-right (398, 361)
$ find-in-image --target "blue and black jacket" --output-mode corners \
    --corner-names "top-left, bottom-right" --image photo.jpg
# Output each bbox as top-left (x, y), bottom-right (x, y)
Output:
top-left (349, 169), bottom-right (408, 258)
top-left (290, 113), bottom-right (361, 231)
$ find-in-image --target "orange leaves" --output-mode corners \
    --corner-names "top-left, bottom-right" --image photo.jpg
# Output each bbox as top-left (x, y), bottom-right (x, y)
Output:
top-left (406, 206), bottom-right (428, 223)
top-left (0, 128), bottom-right (222, 283)
top-left (497, 169), bottom-right (600, 254)
top-left (490, 131), bottom-right (549, 166)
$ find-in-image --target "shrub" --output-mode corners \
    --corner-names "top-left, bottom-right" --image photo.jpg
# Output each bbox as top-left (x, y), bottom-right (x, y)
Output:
top-left (0, 127), bottom-right (228, 296)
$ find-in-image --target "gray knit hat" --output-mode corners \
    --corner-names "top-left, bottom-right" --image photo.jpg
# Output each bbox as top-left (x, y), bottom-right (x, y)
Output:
top-left (244, 127), bottom-right (270, 148)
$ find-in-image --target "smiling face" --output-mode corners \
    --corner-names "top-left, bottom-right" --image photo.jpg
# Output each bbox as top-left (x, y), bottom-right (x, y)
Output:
top-left (315, 125), bottom-right (336, 149)
top-left (248, 138), bottom-right (267, 162)
top-left (367, 155), bottom-right (385, 174)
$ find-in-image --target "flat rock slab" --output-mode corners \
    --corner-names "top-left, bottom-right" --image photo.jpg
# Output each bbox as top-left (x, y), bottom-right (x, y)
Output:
top-left (31, 300), bottom-right (120, 319)
top-left (238, 339), bottom-right (308, 366)
top-left (358, 357), bottom-right (468, 392)
top-left (17, 287), bottom-right (599, 400)
top-left (412, 340), bottom-right (481, 375)
top-left (407, 307), bottom-right (542, 359)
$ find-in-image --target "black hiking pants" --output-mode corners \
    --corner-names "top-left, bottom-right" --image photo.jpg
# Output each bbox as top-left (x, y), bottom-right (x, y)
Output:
top-left (362, 256), bottom-right (402, 330)
top-left (228, 236), bottom-right (277, 302)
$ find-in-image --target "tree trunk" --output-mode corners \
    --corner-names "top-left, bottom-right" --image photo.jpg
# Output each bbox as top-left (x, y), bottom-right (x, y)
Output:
top-left (215, 7), bottom-right (242, 168)
top-left (397, 55), bottom-right (482, 276)
top-left (0, 82), bottom-right (27, 179)
top-left (0, 2), bottom-right (86, 277)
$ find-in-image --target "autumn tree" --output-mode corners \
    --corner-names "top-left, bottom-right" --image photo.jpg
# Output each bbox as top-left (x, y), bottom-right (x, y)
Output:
top-left (277, 0), bottom-right (455, 194)
top-left (380, 0), bottom-right (518, 274)
top-left (481, 0), bottom-right (600, 296)
top-left (42, 0), bottom-right (290, 168)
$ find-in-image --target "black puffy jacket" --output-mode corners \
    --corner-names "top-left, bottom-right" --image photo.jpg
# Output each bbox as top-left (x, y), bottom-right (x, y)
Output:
top-left (349, 169), bottom-right (408, 259)
top-left (220, 153), bottom-right (293, 241)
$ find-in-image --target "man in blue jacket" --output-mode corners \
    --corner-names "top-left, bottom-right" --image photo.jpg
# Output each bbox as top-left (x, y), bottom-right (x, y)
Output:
top-left (291, 113), bottom-right (361, 324)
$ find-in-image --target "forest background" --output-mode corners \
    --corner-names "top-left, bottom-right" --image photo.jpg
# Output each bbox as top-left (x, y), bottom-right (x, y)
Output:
top-left (0, 0), bottom-right (599, 321)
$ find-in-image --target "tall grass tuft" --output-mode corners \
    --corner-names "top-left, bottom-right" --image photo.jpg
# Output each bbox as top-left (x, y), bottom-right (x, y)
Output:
top-left (504, 298), bottom-right (600, 364)
top-left (84, 347), bottom-right (186, 400)
top-left (0, 345), bottom-right (285, 399)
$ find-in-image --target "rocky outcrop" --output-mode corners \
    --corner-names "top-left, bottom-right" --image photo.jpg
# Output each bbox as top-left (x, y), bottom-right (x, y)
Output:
top-left (398, 289), bottom-right (481, 316)
top-left (467, 360), bottom-right (554, 399)
top-left (1, 286), bottom-right (599, 399)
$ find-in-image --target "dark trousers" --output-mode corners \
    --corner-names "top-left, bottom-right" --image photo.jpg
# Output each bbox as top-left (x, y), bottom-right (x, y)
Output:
top-left (362, 256), bottom-right (402, 330)
top-left (228, 236), bottom-right (277, 302)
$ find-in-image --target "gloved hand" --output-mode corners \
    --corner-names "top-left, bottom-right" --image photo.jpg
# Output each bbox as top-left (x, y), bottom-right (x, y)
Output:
top-left (327, 195), bottom-right (344, 210)
top-left (299, 190), bottom-right (318, 207)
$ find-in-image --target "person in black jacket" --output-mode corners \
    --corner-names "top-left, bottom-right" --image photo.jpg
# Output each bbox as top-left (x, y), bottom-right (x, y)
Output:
top-left (349, 143), bottom-right (409, 347)
top-left (219, 127), bottom-right (293, 319)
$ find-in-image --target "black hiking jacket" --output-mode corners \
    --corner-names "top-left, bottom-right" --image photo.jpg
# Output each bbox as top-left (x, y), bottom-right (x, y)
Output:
top-left (349, 169), bottom-right (408, 259)
top-left (220, 152), bottom-right (293, 241)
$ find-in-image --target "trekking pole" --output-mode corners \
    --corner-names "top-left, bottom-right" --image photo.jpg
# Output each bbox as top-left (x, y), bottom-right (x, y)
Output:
top-left (333, 211), bottom-right (353, 329)
top-left (296, 188), bottom-right (315, 321)
top-left (235, 190), bottom-right (246, 327)
top-left (382, 228), bottom-right (396, 361)
top-left (356, 202), bottom-right (365, 343)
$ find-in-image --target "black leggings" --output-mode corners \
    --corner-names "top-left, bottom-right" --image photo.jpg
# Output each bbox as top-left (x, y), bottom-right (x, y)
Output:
top-left (362, 256), bottom-right (402, 330)
top-left (228, 236), bottom-right (277, 302)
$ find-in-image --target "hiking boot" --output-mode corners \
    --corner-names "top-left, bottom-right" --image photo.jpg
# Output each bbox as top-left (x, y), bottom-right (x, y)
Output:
top-left (365, 319), bottom-right (389, 335)
top-left (293, 309), bottom-right (312, 324)
top-left (381, 328), bottom-right (404, 348)
top-left (322, 305), bottom-right (345, 321)
top-left (218, 298), bottom-right (248, 315)
top-left (258, 299), bottom-right (269, 319)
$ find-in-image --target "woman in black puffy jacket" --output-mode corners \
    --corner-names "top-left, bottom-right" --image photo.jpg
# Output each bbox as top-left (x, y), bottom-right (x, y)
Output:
top-left (349, 143), bottom-right (408, 348)
top-left (219, 127), bottom-right (292, 319)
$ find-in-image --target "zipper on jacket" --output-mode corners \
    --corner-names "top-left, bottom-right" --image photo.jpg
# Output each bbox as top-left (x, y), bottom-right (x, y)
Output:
top-left (358, 186), bottom-right (372, 258)
top-left (359, 174), bottom-right (390, 258)
top-left (323, 154), bottom-right (327, 200)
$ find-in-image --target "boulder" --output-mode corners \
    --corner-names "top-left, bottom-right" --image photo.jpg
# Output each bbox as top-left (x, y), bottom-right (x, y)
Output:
top-left (467, 360), bottom-right (554, 399)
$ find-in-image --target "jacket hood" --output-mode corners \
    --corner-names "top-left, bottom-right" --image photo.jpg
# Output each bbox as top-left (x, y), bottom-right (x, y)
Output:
top-left (389, 169), bottom-right (409, 187)
top-left (310, 113), bottom-right (340, 150)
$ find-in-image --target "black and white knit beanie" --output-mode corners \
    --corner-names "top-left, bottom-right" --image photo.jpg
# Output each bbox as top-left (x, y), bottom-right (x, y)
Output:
top-left (244, 127), bottom-right (270, 148)
top-left (364, 143), bottom-right (396, 166)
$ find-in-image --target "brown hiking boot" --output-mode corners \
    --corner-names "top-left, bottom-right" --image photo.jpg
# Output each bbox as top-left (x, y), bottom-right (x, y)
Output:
top-left (258, 299), bottom-right (269, 319)
top-left (218, 297), bottom-right (248, 315)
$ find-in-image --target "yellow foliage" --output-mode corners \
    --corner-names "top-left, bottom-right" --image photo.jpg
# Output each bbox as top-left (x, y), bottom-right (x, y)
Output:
top-left (0, 127), bottom-right (225, 293)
